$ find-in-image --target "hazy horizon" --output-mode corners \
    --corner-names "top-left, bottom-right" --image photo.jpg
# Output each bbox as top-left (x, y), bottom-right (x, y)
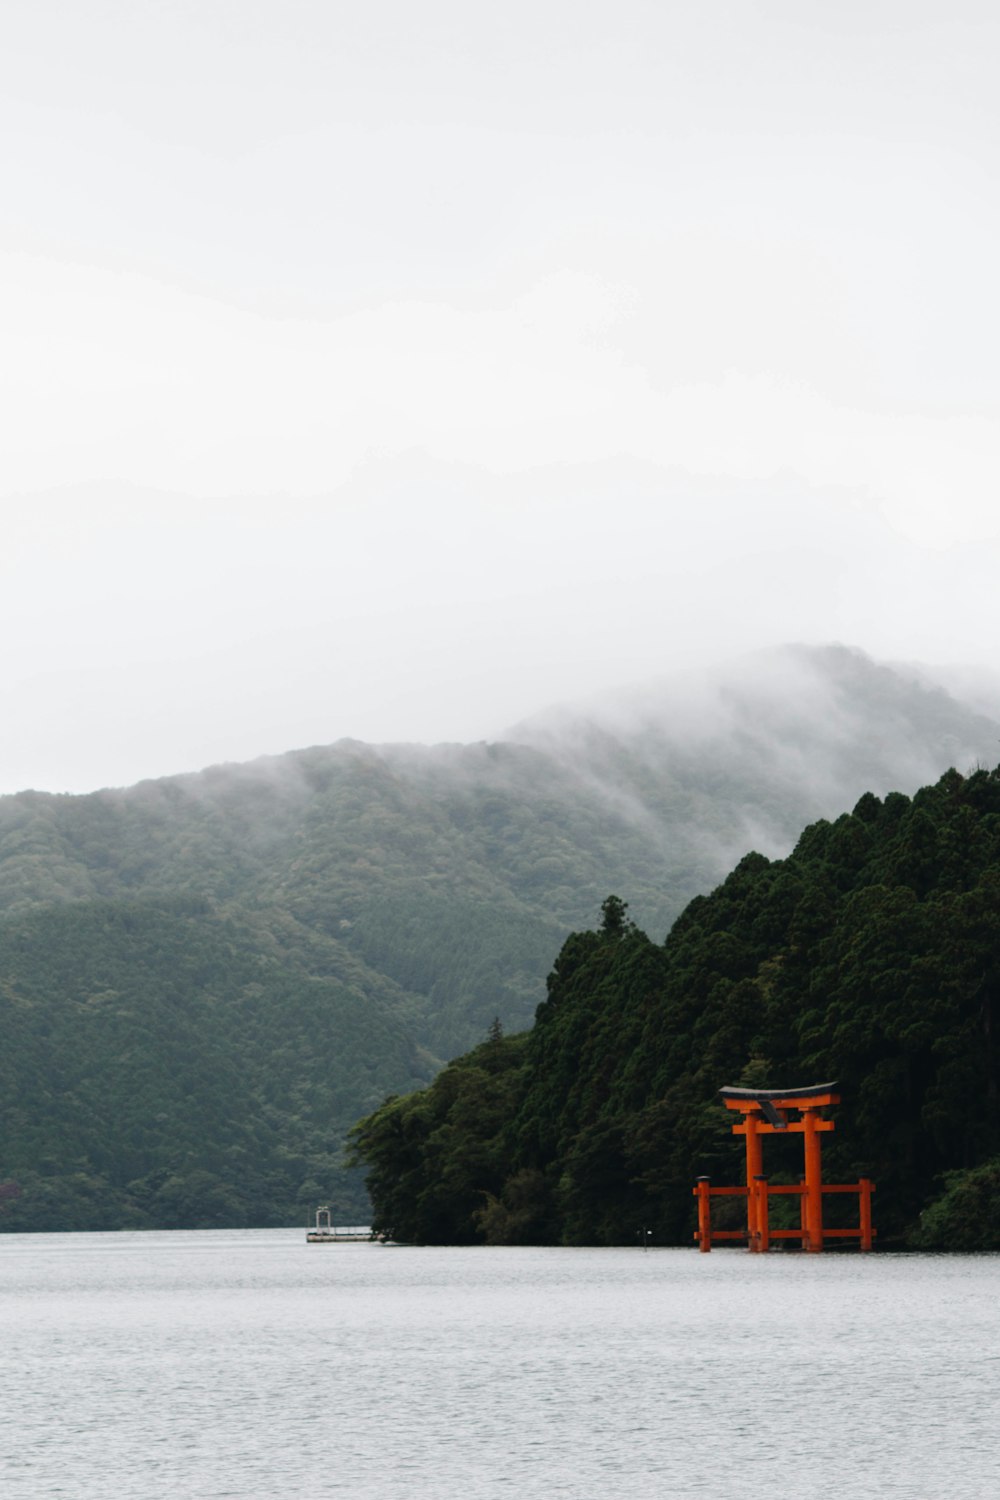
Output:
top-left (4, 4), bottom-right (999, 795)
top-left (3, 639), bottom-right (997, 801)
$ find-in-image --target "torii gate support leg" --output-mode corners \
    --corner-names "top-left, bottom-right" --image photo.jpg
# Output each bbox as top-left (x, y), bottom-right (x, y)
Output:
top-left (696, 1176), bottom-right (712, 1252)
top-left (802, 1108), bottom-right (824, 1252)
top-left (859, 1176), bottom-right (874, 1252)
top-left (754, 1176), bottom-right (770, 1252)
top-left (744, 1112), bottom-right (763, 1251)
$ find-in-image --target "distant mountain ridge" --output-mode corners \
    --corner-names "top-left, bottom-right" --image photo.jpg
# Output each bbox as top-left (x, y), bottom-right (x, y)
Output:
top-left (1, 643), bottom-right (999, 1230)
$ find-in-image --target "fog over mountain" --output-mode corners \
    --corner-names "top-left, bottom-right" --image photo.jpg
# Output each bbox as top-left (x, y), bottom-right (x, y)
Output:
top-left (2, 642), bottom-right (1000, 1229)
top-left (505, 642), bottom-right (1000, 874)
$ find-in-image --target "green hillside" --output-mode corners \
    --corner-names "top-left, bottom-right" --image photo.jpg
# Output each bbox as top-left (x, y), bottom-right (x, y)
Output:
top-left (2, 645), bottom-right (999, 1231)
top-left (0, 898), bottom-right (434, 1229)
top-left (352, 766), bottom-right (1000, 1250)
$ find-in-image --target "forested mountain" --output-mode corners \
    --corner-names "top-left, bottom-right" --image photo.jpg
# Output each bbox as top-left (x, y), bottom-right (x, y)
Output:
top-left (2, 644), bottom-right (999, 1231)
top-left (352, 767), bottom-right (1000, 1250)
top-left (0, 898), bottom-right (435, 1229)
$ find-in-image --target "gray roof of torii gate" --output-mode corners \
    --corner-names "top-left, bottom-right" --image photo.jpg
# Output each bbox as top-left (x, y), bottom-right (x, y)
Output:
top-left (718, 1083), bottom-right (839, 1101)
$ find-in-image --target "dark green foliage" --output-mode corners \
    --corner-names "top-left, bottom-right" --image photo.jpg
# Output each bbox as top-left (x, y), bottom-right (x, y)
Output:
top-left (352, 768), bottom-right (1000, 1246)
top-left (913, 1161), bottom-right (1000, 1250)
top-left (347, 1032), bottom-right (532, 1244)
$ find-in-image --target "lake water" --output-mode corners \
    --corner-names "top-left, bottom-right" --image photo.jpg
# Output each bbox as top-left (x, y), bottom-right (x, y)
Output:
top-left (1, 1231), bottom-right (998, 1498)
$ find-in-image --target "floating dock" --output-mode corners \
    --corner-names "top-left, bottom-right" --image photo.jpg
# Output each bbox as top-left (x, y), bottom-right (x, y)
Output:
top-left (306, 1205), bottom-right (373, 1243)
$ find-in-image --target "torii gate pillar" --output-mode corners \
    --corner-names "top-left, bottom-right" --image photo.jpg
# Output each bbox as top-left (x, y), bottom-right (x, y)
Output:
top-left (801, 1106), bottom-right (825, 1253)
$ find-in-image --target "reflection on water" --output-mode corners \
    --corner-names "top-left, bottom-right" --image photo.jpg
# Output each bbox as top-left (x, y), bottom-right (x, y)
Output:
top-left (2, 1232), bottom-right (998, 1499)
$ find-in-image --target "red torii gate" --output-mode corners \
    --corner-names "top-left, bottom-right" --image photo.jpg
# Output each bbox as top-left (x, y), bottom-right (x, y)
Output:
top-left (693, 1083), bottom-right (875, 1253)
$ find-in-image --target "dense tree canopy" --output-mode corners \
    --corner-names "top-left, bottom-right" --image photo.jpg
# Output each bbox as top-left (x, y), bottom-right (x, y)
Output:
top-left (352, 768), bottom-right (1000, 1249)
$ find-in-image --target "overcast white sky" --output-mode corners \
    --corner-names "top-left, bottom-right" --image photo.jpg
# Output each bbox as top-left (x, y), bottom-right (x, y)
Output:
top-left (3, 1), bottom-right (1000, 793)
